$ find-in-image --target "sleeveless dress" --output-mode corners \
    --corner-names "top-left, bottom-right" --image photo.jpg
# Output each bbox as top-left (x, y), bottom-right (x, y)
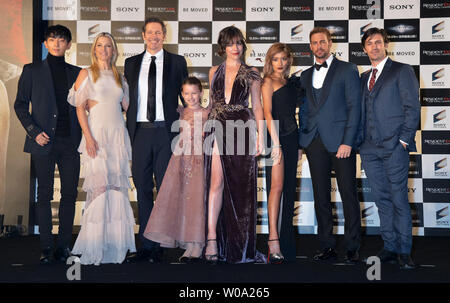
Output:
top-left (265, 77), bottom-right (300, 262)
top-left (205, 62), bottom-right (265, 263)
top-left (143, 106), bottom-right (210, 248)
top-left (67, 69), bottom-right (136, 265)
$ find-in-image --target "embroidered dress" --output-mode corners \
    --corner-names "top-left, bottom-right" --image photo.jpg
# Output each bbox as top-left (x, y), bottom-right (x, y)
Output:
top-left (205, 62), bottom-right (265, 263)
top-left (144, 106), bottom-right (209, 249)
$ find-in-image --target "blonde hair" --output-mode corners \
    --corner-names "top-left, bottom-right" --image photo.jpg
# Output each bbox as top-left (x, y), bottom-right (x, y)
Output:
top-left (263, 43), bottom-right (293, 80)
top-left (90, 32), bottom-right (122, 88)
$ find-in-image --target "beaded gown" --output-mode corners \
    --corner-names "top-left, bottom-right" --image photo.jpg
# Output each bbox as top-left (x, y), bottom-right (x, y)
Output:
top-left (68, 69), bottom-right (136, 265)
top-left (205, 62), bottom-right (265, 263)
top-left (144, 106), bottom-right (209, 249)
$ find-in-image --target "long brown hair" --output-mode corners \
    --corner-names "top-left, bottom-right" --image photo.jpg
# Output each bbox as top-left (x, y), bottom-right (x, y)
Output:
top-left (90, 32), bottom-right (122, 88)
top-left (263, 43), bottom-right (293, 80)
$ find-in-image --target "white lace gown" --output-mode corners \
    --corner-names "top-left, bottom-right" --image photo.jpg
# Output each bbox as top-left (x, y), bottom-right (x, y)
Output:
top-left (68, 69), bottom-right (136, 265)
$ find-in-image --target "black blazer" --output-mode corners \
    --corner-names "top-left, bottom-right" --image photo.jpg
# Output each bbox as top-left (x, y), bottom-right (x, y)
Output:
top-left (14, 59), bottom-right (81, 155)
top-left (357, 58), bottom-right (420, 152)
top-left (124, 49), bottom-right (188, 143)
top-left (298, 57), bottom-right (361, 152)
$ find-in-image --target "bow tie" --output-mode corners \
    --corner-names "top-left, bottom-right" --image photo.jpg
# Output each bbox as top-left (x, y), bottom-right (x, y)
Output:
top-left (314, 61), bottom-right (328, 71)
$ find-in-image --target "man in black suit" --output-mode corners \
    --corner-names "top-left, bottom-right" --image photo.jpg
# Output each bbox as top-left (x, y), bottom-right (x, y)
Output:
top-left (124, 17), bottom-right (188, 262)
top-left (358, 28), bottom-right (420, 269)
top-left (14, 25), bottom-right (81, 264)
top-left (298, 27), bottom-right (362, 263)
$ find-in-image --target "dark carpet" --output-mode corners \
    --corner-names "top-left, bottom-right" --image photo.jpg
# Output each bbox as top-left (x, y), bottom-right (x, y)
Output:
top-left (0, 234), bottom-right (449, 284)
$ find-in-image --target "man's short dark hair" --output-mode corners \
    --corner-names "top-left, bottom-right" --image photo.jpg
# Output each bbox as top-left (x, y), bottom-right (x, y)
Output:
top-left (142, 17), bottom-right (167, 35)
top-left (361, 27), bottom-right (389, 48)
top-left (44, 24), bottom-right (72, 42)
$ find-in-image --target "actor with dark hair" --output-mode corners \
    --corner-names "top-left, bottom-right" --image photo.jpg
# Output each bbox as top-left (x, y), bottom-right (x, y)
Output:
top-left (14, 25), bottom-right (81, 264)
top-left (124, 17), bottom-right (188, 263)
top-left (297, 27), bottom-right (362, 263)
top-left (358, 27), bottom-right (420, 270)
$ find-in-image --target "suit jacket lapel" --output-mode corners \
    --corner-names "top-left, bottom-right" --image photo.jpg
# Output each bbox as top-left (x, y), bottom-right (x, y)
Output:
top-left (315, 57), bottom-right (338, 110)
top-left (43, 59), bottom-right (57, 107)
top-left (304, 68), bottom-right (315, 107)
top-left (369, 57), bottom-right (392, 97)
top-left (360, 71), bottom-right (370, 125)
top-left (162, 49), bottom-right (170, 102)
top-left (65, 63), bottom-right (77, 90)
top-left (131, 51), bottom-right (145, 94)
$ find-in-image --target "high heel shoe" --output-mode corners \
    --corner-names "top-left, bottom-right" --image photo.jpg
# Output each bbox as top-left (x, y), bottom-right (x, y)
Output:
top-left (267, 239), bottom-right (284, 264)
top-left (205, 239), bottom-right (218, 265)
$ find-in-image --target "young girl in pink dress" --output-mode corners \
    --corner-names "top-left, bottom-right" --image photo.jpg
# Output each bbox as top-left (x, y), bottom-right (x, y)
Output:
top-left (143, 77), bottom-right (209, 263)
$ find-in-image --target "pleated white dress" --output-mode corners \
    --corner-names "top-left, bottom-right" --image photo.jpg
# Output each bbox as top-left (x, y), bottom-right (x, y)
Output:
top-left (68, 68), bottom-right (136, 265)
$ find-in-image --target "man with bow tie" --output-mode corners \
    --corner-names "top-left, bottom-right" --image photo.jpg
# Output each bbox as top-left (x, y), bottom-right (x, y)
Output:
top-left (358, 28), bottom-right (419, 270)
top-left (297, 27), bottom-right (362, 263)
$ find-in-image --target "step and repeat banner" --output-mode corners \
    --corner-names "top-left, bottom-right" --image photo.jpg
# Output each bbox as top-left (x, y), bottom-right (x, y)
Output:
top-left (39, 0), bottom-right (450, 236)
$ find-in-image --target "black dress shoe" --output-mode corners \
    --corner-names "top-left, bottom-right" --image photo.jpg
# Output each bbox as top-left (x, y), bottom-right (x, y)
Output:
top-left (377, 249), bottom-right (398, 264)
top-left (178, 256), bottom-right (190, 264)
top-left (125, 250), bottom-right (153, 263)
top-left (313, 248), bottom-right (337, 261)
top-left (54, 247), bottom-right (72, 263)
top-left (40, 247), bottom-right (54, 264)
top-left (344, 250), bottom-right (360, 264)
top-left (398, 254), bottom-right (416, 270)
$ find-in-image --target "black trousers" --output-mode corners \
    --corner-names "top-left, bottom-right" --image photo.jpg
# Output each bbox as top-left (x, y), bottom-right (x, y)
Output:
top-left (304, 136), bottom-right (361, 251)
top-left (132, 126), bottom-right (172, 252)
top-left (32, 136), bottom-right (80, 250)
top-left (266, 130), bottom-right (299, 262)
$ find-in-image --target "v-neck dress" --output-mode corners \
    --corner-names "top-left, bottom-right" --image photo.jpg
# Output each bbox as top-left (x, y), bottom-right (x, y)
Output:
top-left (205, 62), bottom-right (265, 263)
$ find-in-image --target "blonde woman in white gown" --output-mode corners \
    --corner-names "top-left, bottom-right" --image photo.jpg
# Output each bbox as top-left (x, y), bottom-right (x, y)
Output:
top-left (68, 32), bottom-right (136, 265)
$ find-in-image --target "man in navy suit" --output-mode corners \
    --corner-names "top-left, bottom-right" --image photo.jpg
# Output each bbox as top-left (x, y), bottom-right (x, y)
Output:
top-left (358, 28), bottom-right (420, 269)
top-left (124, 17), bottom-right (188, 263)
top-left (298, 27), bottom-right (361, 263)
top-left (14, 25), bottom-right (81, 264)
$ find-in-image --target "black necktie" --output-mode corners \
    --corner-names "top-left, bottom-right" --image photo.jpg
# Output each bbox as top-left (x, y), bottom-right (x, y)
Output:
top-left (314, 61), bottom-right (328, 71)
top-left (147, 55), bottom-right (156, 122)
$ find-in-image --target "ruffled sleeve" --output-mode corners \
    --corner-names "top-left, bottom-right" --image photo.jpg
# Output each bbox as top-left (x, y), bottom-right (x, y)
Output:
top-left (121, 75), bottom-right (130, 111)
top-left (247, 67), bottom-right (262, 84)
top-left (67, 72), bottom-right (95, 108)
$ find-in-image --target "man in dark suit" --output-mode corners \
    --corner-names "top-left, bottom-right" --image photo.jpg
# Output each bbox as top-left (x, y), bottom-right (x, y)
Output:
top-left (298, 27), bottom-right (361, 263)
top-left (14, 25), bottom-right (81, 264)
top-left (358, 28), bottom-right (420, 270)
top-left (124, 17), bottom-right (188, 262)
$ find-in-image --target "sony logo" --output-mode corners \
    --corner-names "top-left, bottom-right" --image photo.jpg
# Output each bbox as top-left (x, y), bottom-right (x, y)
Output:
top-left (389, 4), bottom-right (414, 10)
top-left (116, 7), bottom-right (139, 13)
top-left (251, 7), bottom-right (274, 13)
top-left (183, 53), bottom-right (207, 58)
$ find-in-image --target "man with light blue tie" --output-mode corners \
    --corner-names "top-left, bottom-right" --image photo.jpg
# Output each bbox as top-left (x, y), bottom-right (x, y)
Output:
top-left (358, 28), bottom-right (420, 270)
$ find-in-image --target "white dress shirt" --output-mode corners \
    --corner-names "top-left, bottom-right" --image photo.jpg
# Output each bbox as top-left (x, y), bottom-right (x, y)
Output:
top-left (367, 55), bottom-right (388, 89)
top-left (137, 49), bottom-right (164, 122)
top-left (312, 55), bottom-right (334, 89)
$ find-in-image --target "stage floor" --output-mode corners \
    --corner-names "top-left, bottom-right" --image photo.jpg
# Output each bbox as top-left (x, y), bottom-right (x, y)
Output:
top-left (0, 234), bottom-right (449, 283)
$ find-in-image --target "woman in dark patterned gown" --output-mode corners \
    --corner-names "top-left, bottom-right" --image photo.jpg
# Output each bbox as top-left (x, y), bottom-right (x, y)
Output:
top-left (204, 26), bottom-right (265, 264)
